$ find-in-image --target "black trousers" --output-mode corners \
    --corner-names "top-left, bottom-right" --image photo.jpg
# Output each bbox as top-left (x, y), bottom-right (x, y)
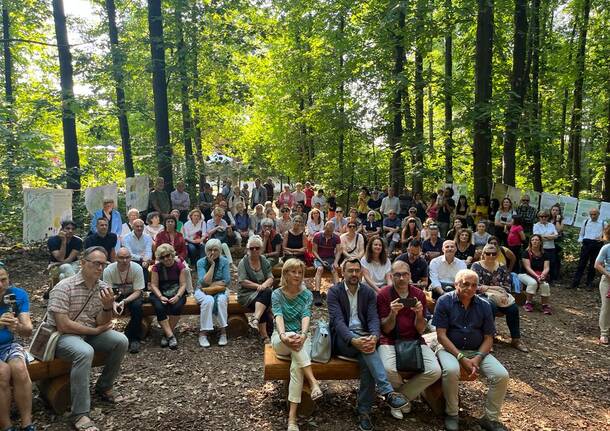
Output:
top-left (124, 298), bottom-right (144, 342)
top-left (572, 239), bottom-right (604, 287)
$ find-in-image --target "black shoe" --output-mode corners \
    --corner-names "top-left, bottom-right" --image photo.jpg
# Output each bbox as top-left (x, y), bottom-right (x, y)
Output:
top-left (313, 291), bottom-right (323, 307)
top-left (358, 413), bottom-right (374, 431)
top-left (585, 283), bottom-right (594, 290)
top-left (129, 341), bottom-right (140, 354)
top-left (479, 416), bottom-right (505, 431)
top-left (384, 391), bottom-right (408, 409)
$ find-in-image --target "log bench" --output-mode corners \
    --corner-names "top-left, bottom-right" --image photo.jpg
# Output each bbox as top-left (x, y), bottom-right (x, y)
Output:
top-left (27, 353), bottom-right (108, 414)
top-left (262, 344), bottom-right (474, 417)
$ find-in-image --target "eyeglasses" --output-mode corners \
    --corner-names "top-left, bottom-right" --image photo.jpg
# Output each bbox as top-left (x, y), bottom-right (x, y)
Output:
top-left (249, 246), bottom-right (261, 251)
top-left (539, 215), bottom-right (548, 219)
top-left (484, 252), bottom-right (497, 256)
top-left (336, 210), bottom-right (343, 213)
top-left (393, 272), bottom-right (410, 279)
top-left (281, 209), bottom-right (290, 213)
top-left (348, 224), bottom-right (357, 228)
top-left (160, 254), bottom-right (173, 259)
top-left (85, 259), bottom-right (108, 268)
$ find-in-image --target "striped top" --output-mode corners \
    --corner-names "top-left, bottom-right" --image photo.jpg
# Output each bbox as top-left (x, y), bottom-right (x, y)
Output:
top-left (271, 288), bottom-right (312, 333)
top-left (48, 272), bottom-right (106, 329)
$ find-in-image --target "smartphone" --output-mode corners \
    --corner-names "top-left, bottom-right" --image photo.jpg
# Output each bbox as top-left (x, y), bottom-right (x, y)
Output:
top-left (2, 293), bottom-right (16, 305)
top-left (399, 297), bottom-right (417, 308)
top-left (112, 287), bottom-right (120, 296)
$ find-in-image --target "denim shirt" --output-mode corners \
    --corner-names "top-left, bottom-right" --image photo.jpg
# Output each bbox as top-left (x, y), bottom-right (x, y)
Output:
top-left (432, 291), bottom-right (495, 350)
top-left (196, 256), bottom-right (231, 286)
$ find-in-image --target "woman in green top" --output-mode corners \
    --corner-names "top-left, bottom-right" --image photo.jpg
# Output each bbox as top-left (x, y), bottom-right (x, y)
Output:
top-left (238, 235), bottom-right (274, 343)
top-left (271, 258), bottom-right (322, 431)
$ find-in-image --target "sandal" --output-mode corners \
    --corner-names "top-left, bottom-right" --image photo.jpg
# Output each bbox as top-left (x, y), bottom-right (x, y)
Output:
top-left (310, 383), bottom-right (323, 401)
top-left (72, 416), bottom-right (99, 431)
top-left (96, 388), bottom-right (124, 403)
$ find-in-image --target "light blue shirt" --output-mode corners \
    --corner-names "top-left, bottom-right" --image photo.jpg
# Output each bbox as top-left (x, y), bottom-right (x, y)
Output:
top-left (122, 231), bottom-right (153, 262)
top-left (91, 209), bottom-right (123, 252)
top-left (596, 244), bottom-right (610, 273)
top-left (197, 256), bottom-right (231, 286)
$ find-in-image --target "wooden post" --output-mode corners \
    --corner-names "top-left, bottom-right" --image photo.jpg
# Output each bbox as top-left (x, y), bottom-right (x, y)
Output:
top-left (38, 375), bottom-right (71, 414)
top-left (227, 314), bottom-right (248, 338)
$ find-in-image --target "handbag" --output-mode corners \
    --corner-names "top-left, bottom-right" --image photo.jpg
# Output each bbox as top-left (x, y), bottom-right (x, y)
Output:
top-left (393, 313), bottom-right (424, 373)
top-left (485, 286), bottom-right (515, 307)
top-left (310, 319), bottom-right (331, 363)
top-left (29, 289), bottom-right (95, 361)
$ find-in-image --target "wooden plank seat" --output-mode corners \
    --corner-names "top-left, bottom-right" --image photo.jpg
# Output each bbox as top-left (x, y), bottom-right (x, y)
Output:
top-left (27, 353), bottom-right (107, 414)
top-left (131, 292), bottom-right (250, 338)
top-left (262, 344), bottom-right (474, 416)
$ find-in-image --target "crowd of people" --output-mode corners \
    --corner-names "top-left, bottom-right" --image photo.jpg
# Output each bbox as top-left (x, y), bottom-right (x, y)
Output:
top-left (1, 178), bottom-right (608, 431)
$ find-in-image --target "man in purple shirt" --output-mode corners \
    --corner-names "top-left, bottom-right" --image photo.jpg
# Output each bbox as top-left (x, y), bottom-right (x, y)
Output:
top-left (311, 221), bottom-right (341, 306)
top-left (432, 269), bottom-right (508, 431)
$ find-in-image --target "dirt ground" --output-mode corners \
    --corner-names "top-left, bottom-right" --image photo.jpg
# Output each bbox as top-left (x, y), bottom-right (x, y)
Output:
top-left (2, 247), bottom-right (609, 431)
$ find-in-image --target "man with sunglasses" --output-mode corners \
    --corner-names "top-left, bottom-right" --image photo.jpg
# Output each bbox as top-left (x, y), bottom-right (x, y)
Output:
top-left (515, 195), bottom-right (537, 234)
top-left (433, 269), bottom-right (508, 431)
top-left (48, 220), bottom-right (83, 281)
top-left (48, 247), bottom-right (128, 431)
top-left (327, 259), bottom-right (408, 430)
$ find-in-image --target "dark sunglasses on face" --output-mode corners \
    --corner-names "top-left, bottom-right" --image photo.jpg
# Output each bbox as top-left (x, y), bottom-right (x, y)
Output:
top-left (484, 252), bottom-right (497, 256)
top-left (348, 224), bottom-right (356, 228)
top-left (249, 246), bottom-right (261, 251)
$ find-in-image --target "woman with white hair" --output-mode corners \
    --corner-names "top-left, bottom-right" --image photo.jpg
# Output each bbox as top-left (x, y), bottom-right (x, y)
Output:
top-left (121, 208), bottom-right (141, 239)
top-left (195, 239), bottom-right (230, 347)
top-left (238, 235), bottom-right (274, 343)
top-left (206, 206), bottom-right (234, 265)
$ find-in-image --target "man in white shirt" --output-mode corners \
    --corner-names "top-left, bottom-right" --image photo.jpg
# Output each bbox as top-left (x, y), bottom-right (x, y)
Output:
top-left (429, 240), bottom-right (467, 299)
top-left (380, 187), bottom-right (401, 217)
top-left (103, 248), bottom-right (145, 354)
top-left (170, 181), bottom-right (191, 222)
top-left (121, 219), bottom-right (153, 284)
top-left (312, 189), bottom-right (327, 213)
top-left (571, 208), bottom-right (606, 290)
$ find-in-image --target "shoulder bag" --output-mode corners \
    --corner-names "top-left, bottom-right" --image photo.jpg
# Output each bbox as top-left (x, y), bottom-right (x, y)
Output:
top-left (393, 308), bottom-right (424, 373)
top-left (29, 289), bottom-right (95, 361)
top-left (310, 319), bottom-right (331, 363)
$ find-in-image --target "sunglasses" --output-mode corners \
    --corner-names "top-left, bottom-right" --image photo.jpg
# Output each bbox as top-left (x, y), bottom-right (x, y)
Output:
top-left (484, 252), bottom-right (497, 256)
top-left (348, 224), bottom-right (357, 228)
top-left (160, 254), bottom-right (173, 259)
top-left (539, 215), bottom-right (548, 218)
top-left (249, 246), bottom-right (261, 251)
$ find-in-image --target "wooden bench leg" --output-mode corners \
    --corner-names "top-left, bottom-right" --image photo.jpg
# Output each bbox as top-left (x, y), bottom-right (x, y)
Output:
top-left (422, 378), bottom-right (445, 415)
top-left (38, 375), bottom-right (71, 414)
top-left (227, 313), bottom-right (249, 338)
top-left (140, 316), bottom-right (154, 339)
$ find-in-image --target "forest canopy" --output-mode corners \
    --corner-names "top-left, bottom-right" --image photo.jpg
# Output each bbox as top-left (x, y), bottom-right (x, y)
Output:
top-left (1, 0), bottom-right (609, 207)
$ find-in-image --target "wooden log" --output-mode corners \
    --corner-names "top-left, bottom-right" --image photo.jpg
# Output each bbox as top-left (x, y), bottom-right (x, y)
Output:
top-left (38, 374), bottom-right (70, 414)
top-left (227, 314), bottom-right (248, 338)
top-left (422, 378), bottom-right (444, 415)
top-left (263, 345), bottom-right (360, 380)
top-left (27, 353), bottom-right (107, 382)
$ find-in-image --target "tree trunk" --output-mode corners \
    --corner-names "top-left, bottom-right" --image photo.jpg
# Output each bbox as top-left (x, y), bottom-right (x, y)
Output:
top-left (2, 2), bottom-right (18, 196)
top-left (404, 85), bottom-right (418, 192)
top-left (501, 0), bottom-right (527, 186)
top-left (603, 94), bottom-right (610, 201)
top-left (473, 0), bottom-right (493, 198)
top-left (427, 62), bottom-right (434, 151)
top-left (338, 14), bottom-right (346, 191)
top-left (414, 49), bottom-right (424, 193)
top-left (174, 0), bottom-right (196, 196)
top-left (52, 0), bottom-right (80, 192)
top-left (568, 0), bottom-right (591, 198)
top-left (530, 0), bottom-right (543, 192)
top-left (389, 5), bottom-right (406, 193)
top-left (147, 0), bottom-right (173, 189)
top-left (104, 0), bottom-right (134, 179)
top-left (444, 0), bottom-right (453, 182)
top-left (563, 15), bottom-right (578, 175)
top-left (189, 2), bottom-right (205, 191)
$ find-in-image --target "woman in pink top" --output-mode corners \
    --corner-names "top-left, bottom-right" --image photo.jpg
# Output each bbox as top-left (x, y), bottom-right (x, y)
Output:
top-left (507, 215), bottom-right (526, 272)
top-left (277, 184), bottom-right (295, 209)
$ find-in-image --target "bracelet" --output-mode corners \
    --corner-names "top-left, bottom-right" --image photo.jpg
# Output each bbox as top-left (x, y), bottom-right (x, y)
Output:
top-left (475, 351), bottom-right (488, 359)
top-left (456, 352), bottom-right (465, 361)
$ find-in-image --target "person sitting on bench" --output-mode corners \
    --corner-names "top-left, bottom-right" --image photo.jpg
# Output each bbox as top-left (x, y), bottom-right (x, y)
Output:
top-left (428, 240), bottom-right (466, 300)
top-left (377, 261), bottom-right (441, 420)
top-left (311, 221), bottom-right (341, 306)
top-left (84, 218), bottom-right (117, 262)
top-left (327, 258), bottom-right (408, 431)
top-left (271, 258), bottom-right (322, 431)
top-left (48, 220), bottom-right (83, 281)
top-left (102, 247), bottom-right (145, 354)
top-left (433, 269), bottom-right (509, 431)
top-left (48, 246), bottom-right (128, 431)
top-left (195, 239), bottom-right (230, 348)
top-left (0, 262), bottom-right (35, 431)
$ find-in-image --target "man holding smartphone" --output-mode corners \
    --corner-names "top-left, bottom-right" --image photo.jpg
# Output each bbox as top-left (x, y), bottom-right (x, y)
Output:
top-left (327, 259), bottom-right (408, 431)
top-left (377, 261), bottom-right (441, 419)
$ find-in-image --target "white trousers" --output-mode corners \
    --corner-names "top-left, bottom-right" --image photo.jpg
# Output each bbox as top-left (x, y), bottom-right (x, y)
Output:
top-left (271, 331), bottom-right (312, 404)
top-left (193, 289), bottom-right (228, 331)
top-left (518, 273), bottom-right (550, 297)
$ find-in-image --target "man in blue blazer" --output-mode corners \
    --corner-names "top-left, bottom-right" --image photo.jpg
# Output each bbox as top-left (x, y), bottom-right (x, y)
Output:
top-left (327, 258), bottom-right (408, 431)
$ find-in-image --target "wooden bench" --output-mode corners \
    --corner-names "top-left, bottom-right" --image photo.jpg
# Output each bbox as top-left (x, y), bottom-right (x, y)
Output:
top-left (28, 353), bottom-right (108, 414)
top-left (133, 292), bottom-right (250, 338)
top-left (263, 344), bottom-right (474, 416)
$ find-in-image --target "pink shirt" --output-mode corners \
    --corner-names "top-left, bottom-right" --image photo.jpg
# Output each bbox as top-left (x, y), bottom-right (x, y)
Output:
top-left (507, 225), bottom-right (524, 247)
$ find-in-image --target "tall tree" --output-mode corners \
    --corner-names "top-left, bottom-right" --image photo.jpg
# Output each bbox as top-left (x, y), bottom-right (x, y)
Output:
top-left (443, 0), bottom-right (453, 182)
top-left (147, 0), bottom-right (173, 189)
top-left (568, 0), bottom-right (591, 198)
top-left (603, 94), bottom-right (610, 201)
top-left (104, 0), bottom-right (134, 178)
top-left (427, 62), bottom-right (434, 150)
top-left (529, 0), bottom-right (543, 191)
top-left (501, 0), bottom-right (528, 186)
top-left (389, 2), bottom-right (406, 192)
top-left (473, 0), bottom-right (493, 197)
top-left (189, 1), bottom-right (205, 190)
top-left (2, 1), bottom-right (18, 196)
top-left (52, 0), bottom-right (81, 192)
top-left (174, 0), bottom-right (196, 196)
top-left (561, 17), bottom-right (578, 169)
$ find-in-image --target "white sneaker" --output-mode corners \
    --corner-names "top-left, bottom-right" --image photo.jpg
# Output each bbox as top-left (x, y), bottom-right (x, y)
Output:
top-left (390, 408), bottom-right (403, 420)
top-left (218, 334), bottom-right (228, 346)
top-left (400, 400), bottom-right (412, 414)
top-left (199, 335), bottom-right (210, 348)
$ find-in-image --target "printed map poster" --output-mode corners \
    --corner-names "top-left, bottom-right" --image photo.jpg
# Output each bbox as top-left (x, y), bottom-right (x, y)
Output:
top-left (125, 176), bottom-right (149, 211)
top-left (574, 199), bottom-right (600, 228)
top-left (540, 192), bottom-right (560, 211)
top-left (599, 202), bottom-right (610, 225)
top-left (559, 195), bottom-right (578, 226)
top-left (23, 188), bottom-right (73, 243)
top-left (491, 183), bottom-right (521, 205)
top-left (523, 191), bottom-right (541, 211)
top-left (507, 186), bottom-right (521, 205)
top-left (84, 184), bottom-right (118, 215)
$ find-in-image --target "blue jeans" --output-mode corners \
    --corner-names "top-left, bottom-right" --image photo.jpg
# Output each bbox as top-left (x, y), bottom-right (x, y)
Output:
top-left (488, 301), bottom-right (521, 339)
top-left (187, 242), bottom-right (203, 265)
top-left (336, 333), bottom-right (394, 414)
